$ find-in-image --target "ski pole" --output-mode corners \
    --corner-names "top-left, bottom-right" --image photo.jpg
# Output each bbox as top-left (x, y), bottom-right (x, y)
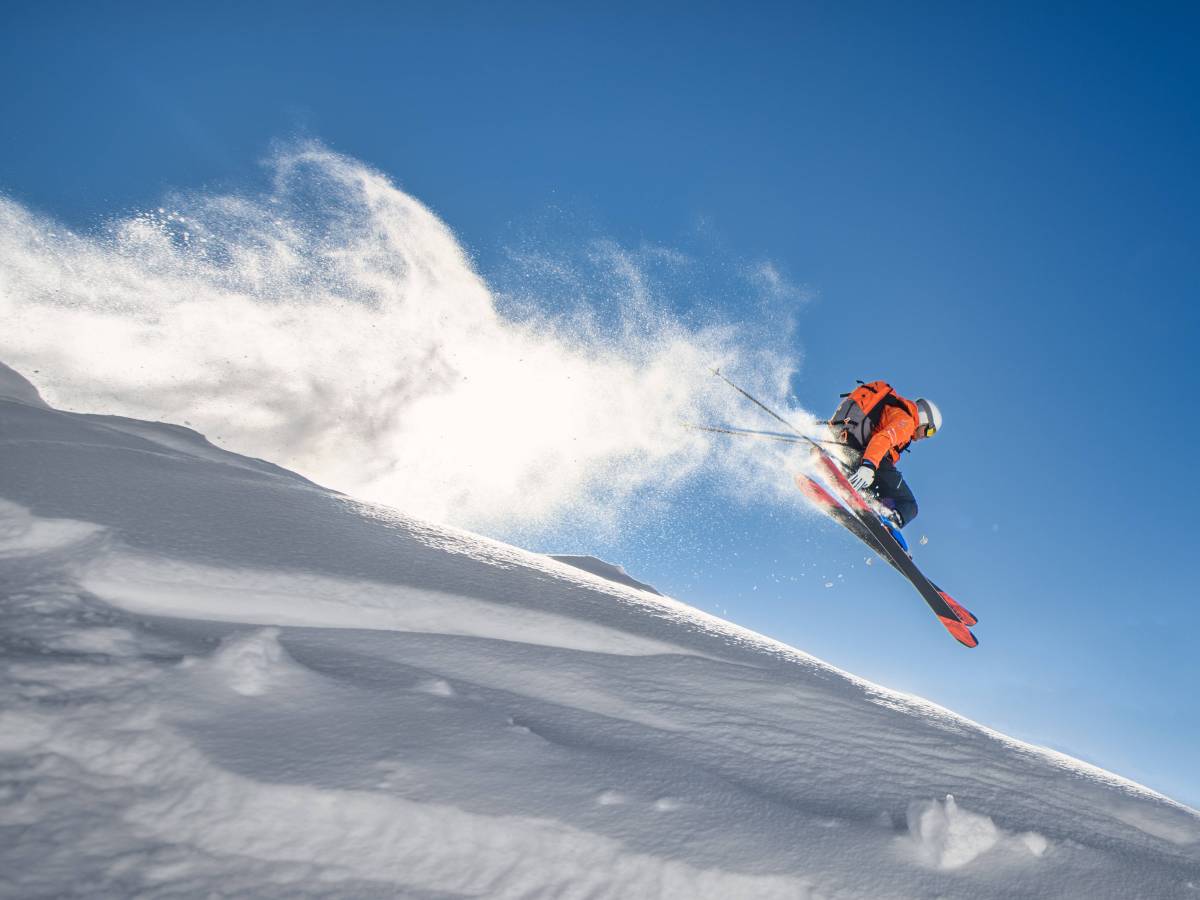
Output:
top-left (683, 422), bottom-right (847, 448)
top-left (682, 423), bottom-right (808, 444)
top-left (710, 368), bottom-right (807, 438)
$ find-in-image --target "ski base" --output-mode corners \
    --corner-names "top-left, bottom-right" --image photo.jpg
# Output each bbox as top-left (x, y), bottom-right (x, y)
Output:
top-left (801, 455), bottom-right (979, 648)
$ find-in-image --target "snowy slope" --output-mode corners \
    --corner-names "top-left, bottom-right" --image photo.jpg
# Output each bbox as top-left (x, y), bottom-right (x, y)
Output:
top-left (547, 555), bottom-right (664, 595)
top-left (1, 360), bottom-right (1198, 899)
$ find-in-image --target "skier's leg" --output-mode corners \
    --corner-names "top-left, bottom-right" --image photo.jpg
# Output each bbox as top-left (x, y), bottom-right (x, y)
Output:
top-left (873, 461), bottom-right (918, 527)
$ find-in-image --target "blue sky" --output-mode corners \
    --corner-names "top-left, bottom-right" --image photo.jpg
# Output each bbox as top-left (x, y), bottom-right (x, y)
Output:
top-left (3, 2), bottom-right (1199, 805)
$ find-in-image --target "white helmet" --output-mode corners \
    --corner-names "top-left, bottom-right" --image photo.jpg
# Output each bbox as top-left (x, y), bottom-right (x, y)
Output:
top-left (915, 398), bottom-right (942, 438)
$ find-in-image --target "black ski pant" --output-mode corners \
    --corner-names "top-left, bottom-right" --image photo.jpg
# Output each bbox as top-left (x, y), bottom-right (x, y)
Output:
top-left (872, 458), bottom-right (918, 527)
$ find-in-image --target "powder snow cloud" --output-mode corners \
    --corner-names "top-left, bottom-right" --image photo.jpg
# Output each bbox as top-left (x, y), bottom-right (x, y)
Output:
top-left (0, 143), bottom-right (820, 535)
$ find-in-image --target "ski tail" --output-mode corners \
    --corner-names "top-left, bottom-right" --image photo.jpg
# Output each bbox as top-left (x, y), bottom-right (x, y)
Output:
top-left (798, 474), bottom-right (894, 566)
top-left (796, 473), bottom-right (843, 512)
top-left (812, 450), bottom-right (873, 513)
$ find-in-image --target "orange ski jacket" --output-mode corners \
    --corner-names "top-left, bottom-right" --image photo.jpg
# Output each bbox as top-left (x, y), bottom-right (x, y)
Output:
top-left (861, 396), bottom-right (921, 468)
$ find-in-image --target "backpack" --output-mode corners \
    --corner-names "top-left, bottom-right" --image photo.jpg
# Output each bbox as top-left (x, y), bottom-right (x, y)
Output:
top-left (829, 380), bottom-right (912, 451)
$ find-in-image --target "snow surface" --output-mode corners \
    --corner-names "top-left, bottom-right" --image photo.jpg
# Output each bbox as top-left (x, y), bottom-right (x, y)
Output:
top-left (2, 360), bottom-right (1199, 898)
top-left (547, 555), bottom-right (663, 595)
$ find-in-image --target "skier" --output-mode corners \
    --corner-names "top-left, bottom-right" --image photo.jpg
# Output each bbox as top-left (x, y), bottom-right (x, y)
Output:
top-left (711, 367), bottom-right (976, 644)
top-left (828, 381), bottom-right (942, 532)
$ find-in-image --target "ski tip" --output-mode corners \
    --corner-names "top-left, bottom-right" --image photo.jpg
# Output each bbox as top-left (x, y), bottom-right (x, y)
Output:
top-left (936, 590), bottom-right (979, 627)
top-left (939, 615), bottom-right (979, 648)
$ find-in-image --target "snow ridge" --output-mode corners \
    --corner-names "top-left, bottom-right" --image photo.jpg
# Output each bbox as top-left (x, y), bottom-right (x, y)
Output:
top-left (2, 367), bottom-right (1199, 898)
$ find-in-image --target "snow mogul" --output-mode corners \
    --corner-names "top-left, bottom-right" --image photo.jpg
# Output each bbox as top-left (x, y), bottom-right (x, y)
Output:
top-left (828, 380), bottom-right (942, 538)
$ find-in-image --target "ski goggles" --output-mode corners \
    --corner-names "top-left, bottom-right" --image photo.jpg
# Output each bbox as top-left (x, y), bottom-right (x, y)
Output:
top-left (915, 398), bottom-right (937, 438)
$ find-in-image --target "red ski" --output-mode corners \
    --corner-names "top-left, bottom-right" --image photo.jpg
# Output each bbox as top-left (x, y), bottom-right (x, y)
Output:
top-left (806, 446), bottom-right (978, 647)
top-left (797, 473), bottom-right (977, 628)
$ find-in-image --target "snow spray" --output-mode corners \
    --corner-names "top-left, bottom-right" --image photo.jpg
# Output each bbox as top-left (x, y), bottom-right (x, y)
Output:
top-left (0, 144), bottom-right (821, 536)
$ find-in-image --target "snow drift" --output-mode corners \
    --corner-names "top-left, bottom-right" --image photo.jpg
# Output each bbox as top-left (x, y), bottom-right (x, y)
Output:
top-left (2, 362), bottom-right (1198, 898)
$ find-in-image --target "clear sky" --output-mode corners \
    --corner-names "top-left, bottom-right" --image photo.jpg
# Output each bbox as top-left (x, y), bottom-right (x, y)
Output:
top-left (3, 2), bottom-right (1199, 806)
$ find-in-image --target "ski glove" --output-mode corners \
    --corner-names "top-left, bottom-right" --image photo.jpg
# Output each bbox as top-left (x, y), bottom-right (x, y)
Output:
top-left (848, 463), bottom-right (876, 491)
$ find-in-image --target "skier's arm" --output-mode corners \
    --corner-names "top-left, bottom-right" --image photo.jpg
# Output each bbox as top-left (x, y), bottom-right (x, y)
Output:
top-left (861, 408), bottom-right (917, 468)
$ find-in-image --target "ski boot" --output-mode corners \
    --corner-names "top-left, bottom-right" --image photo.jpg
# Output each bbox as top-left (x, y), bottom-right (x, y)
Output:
top-left (876, 503), bottom-right (909, 553)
